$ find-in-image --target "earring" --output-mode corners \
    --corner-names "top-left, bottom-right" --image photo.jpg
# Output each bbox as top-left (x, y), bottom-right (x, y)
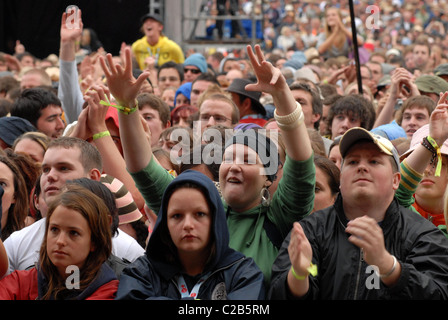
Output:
top-left (260, 187), bottom-right (271, 207)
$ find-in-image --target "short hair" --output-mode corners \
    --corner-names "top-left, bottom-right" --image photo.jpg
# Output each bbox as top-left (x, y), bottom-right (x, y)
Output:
top-left (413, 37), bottom-right (431, 55)
top-left (10, 87), bottom-right (61, 127)
top-left (158, 61), bottom-right (184, 82)
top-left (21, 68), bottom-right (52, 87)
top-left (0, 76), bottom-right (20, 95)
top-left (137, 93), bottom-right (171, 126)
top-left (395, 95), bottom-right (435, 126)
top-left (47, 137), bottom-right (103, 173)
top-left (198, 91), bottom-right (240, 125)
top-left (289, 82), bottom-right (323, 130)
top-left (192, 72), bottom-right (220, 87)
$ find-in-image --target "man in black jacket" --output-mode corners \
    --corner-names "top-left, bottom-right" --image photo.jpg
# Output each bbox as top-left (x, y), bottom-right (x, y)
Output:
top-left (269, 126), bottom-right (448, 299)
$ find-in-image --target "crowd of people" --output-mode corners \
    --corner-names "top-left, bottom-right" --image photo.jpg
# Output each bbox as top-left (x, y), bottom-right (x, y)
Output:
top-left (0, 0), bottom-right (447, 300)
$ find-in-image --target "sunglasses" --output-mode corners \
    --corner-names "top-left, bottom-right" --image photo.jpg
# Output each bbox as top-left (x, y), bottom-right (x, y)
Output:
top-left (184, 68), bottom-right (201, 74)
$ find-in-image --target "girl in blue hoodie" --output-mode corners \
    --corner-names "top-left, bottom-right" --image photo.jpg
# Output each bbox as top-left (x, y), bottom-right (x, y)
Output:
top-left (115, 170), bottom-right (265, 300)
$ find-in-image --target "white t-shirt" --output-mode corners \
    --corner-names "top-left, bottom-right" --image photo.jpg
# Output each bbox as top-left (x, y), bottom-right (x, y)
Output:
top-left (3, 218), bottom-right (145, 276)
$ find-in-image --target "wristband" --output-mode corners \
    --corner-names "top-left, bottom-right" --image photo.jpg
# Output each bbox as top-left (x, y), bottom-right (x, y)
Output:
top-left (92, 130), bottom-right (111, 141)
top-left (100, 96), bottom-right (138, 115)
top-left (426, 135), bottom-right (442, 177)
top-left (422, 136), bottom-right (442, 177)
top-left (274, 101), bottom-right (305, 131)
top-left (290, 263), bottom-right (318, 280)
top-left (380, 255), bottom-right (397, 279)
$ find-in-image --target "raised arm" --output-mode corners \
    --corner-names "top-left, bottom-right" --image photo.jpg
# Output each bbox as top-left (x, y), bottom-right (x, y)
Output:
top-left (83, 85), bottom-right (145, 210)
top-left (58, 9), bottom-right (85, 124)
top-left (99, 47), bottom-right (152, 173)
top-left (404, 91), bottom-right (448, 173)
top-left (373, 68), bottom-right (419, 128)
top-left (99, 47), bottom-right (173, 214)
top-left (245, 45), bottom-right (312, 161)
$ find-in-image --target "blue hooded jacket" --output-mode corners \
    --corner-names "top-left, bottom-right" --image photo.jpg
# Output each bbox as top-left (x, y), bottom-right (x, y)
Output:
top-left (115, 170), bottom-right (265, 300)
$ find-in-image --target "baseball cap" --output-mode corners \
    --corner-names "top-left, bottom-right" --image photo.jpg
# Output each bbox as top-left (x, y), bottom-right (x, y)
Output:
top-left (339, 127), bottom-right (401, 169)
top-left (140, 13), bottom-right (163, 25)
top-left (0, 116), bottom-right (36, 146)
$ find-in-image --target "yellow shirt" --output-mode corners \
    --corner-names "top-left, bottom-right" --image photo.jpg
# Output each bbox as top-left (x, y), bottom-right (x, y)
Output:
top-left (131, 35), bottom-right (185, 70)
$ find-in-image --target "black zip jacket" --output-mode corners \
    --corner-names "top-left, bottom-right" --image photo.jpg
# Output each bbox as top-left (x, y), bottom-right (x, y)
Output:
top-left (115, 170), bottom-right (265, 300)
top-left (269, 194), bottom-right (448, 300)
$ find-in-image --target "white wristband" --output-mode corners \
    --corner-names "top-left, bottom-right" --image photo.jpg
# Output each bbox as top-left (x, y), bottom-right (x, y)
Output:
top-left (274, 101), bottom-right (304, 131)
top-left (380, 255), bottom-right (397, 278)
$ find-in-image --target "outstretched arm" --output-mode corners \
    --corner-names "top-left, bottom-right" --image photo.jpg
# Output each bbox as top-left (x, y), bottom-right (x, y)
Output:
top-left (404, 91), bottom-right (448, 173)
top-left (396, 91), bottom-right (448, 209)
top-left (99, 47), bottom-right (173, 214)
top-left (83, 85), bottom-right (145, 210)
top-left (245, 45), bottom-right (312, 161)
top-left (58, 9), bottom-right (85, 124)
top-left (99, 47), bottom-right (152, 173)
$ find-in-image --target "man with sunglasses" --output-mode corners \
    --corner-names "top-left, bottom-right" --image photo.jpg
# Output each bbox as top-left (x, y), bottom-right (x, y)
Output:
top-left (183, 53), bottom-right (208, 83)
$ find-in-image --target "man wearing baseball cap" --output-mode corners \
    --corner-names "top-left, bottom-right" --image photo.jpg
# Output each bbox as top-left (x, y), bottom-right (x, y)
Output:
top-left (132, 12), bottom-right (184, 70)
top-left (270, 126), bottom-right (448, 299)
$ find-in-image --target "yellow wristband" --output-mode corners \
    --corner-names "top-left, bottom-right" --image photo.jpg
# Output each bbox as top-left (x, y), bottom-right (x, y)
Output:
top-left (291, 263), bottom-right (318, 280)
top-left (100, 96), bottom-right (138, 115)
top-left (291, 266), bottom-right (306, 280)
top-left (427, 135), bottom-right (442, 177)
top-left (92, 130), bottom-right (111, 141)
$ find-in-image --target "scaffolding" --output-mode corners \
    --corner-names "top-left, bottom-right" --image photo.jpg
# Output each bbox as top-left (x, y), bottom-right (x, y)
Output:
top-left (148, 0), bottom-right (164, 15)
top-left (180, 0), bottom-right (264, 51)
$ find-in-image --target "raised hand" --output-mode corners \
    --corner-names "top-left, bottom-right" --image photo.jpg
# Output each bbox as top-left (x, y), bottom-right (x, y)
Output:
top-left (346, 216), bottom-right (389, 268)
top-left (84, 84), bottom-right (111, 134)
top-left (288, 222), bottom-right (313, 278)
top-left (60, 9), bottom-right (83, 42)
top-left (244, 44), bottom-right (284, 94)
top-left (430, 91), bottom-right (448, 147)
top-left (99, 47), bottom-right (149, 107)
